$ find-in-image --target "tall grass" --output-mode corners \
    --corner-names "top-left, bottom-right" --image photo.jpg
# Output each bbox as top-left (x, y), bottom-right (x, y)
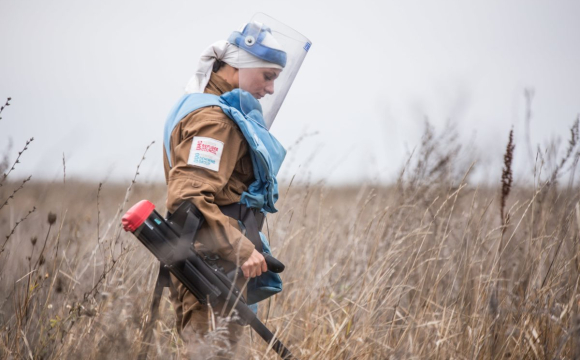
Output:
top-left (2, 101), bottom-right (580, 358)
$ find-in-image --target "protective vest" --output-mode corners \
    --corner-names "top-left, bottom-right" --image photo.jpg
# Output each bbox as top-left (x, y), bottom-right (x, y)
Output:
top-left (164, 89), bottom-right (286, 214)
top-left (163, 89), bottom-right (285, 305)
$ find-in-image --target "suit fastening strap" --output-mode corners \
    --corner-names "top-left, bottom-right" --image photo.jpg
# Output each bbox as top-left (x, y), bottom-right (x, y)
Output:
top-left (219, 203), bottom-right (264, 253)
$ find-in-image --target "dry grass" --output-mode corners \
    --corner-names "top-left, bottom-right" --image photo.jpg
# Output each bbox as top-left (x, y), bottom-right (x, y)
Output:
top-left (3, 104), bottom-right (580, 358)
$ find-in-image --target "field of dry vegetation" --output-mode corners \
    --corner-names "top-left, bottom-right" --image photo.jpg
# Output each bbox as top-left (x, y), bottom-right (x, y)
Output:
top-left (2, 95), bottom-right (580, 359)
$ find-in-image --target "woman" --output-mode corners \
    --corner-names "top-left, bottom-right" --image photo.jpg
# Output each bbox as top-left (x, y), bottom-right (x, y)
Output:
top-left (162, 14), bottom-right (311, 355)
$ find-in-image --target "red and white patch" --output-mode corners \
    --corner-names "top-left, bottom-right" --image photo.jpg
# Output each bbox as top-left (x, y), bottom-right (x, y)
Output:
top-left (188, 136), bottom-right (224, 172)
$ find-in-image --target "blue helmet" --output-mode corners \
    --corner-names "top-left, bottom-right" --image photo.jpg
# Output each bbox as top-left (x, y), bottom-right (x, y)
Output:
top-left (228, 22), bottom-right (287, 68)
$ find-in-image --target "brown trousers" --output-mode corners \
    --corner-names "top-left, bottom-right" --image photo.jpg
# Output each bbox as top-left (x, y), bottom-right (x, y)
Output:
top-left (168, 273), bottom-right (247, 358)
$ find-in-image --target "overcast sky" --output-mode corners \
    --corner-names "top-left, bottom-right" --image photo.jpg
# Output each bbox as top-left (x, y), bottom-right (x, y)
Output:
top-left (1, 0), bottom-right (579, 185)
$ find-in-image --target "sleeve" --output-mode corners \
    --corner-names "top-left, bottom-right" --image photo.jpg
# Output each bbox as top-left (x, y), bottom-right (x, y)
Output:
top-left (166, 110), bottom-right (255, 265)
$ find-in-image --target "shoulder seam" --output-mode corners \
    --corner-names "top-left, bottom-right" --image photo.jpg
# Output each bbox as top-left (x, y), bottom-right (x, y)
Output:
top-left (181, 108), bottom-right (238, 128)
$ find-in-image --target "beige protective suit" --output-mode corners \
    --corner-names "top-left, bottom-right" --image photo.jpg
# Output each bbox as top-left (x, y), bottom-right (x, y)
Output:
top-left (163, 71), bottom-right (256, 347)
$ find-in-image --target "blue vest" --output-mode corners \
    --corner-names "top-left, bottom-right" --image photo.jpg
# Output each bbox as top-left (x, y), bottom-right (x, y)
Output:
top-left (164, 89), bottom-right (285, 306)
top-left (164, 89), bottom-right (286, 214)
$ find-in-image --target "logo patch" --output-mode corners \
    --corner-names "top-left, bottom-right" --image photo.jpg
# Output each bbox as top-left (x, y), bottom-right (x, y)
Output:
top-left (188, 136), bottom-right (224, 172)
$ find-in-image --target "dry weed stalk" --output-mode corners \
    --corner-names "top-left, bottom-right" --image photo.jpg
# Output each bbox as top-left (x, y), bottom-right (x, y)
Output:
top-left (0, 97), bottom-right (11, 121)
top-left (0, 137), bottom-right (34, 187)
top-left (500, 128), bottom-right (515, 231)
top-left (0, 175), bottom-right (32, 211)
top-left (0, 206), bottom-right (36, 255)
top-left (83, 141), bottom-right (155, 302)
top-left (0, 102), bottom-right (35, 258)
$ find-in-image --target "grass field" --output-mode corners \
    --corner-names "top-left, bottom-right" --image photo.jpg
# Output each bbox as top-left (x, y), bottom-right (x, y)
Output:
top-left (3, 112), bottom-right (580, 359)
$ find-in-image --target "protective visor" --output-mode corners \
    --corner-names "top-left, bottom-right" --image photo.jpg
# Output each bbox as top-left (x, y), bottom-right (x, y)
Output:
top-left (229, 13), bottom-right (312, 129)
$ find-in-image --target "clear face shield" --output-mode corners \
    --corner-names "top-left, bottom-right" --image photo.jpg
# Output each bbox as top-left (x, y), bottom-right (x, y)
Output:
top-left (228, 13), bottom-right (311, 129)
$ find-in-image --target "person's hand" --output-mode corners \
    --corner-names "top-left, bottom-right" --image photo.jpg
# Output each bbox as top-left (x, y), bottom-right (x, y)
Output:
top-left (241, 249), bottom-right (267, 279)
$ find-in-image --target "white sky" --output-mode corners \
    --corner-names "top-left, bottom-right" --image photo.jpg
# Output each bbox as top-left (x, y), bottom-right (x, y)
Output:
top-left (1, 0), bottom-right (579, 185)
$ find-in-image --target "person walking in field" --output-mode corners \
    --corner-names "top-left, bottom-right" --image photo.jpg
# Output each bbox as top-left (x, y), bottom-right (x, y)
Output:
top-left (162, 13), bottom-right (311, 356)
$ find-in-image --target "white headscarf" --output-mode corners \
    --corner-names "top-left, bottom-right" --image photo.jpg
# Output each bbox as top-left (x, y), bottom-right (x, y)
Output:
top-left (184, 38), bottom-right (283, 94)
